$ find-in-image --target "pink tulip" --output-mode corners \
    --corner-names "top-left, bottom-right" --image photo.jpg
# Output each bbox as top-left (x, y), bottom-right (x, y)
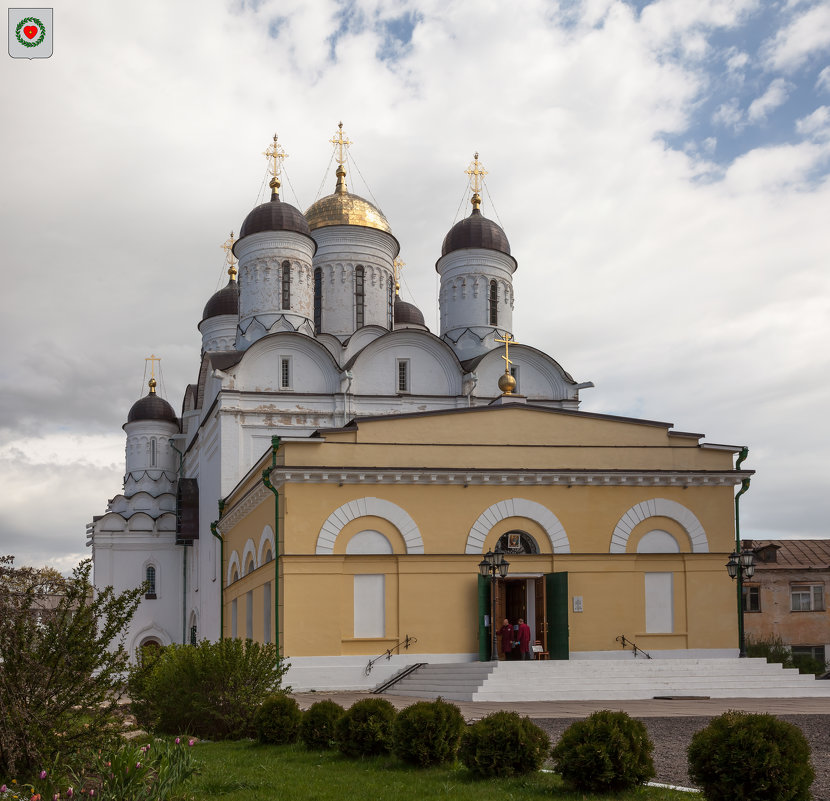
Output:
top-left (188, 739), bottom-right (195, 746)
top-left (1, 785), bottom-right (7, 792)
top-left (40, 771), bottom-right (47, 780)
top-left (175, 737), bottom-right (180, 744)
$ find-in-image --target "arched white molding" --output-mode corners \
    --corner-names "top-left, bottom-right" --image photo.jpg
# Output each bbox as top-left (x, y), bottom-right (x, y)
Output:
top-left (129, 624), bottom-right (172, 657)
top-left (610, 499), bottom-right (708, 553)
top-left (257, 525), bottom-right (275, 566)
top-left (464, 499), bottom-right (571, 554)
top-left (242, 538), bottom-right (257, 574)
top-left (315, 498), bottom-right (424, 554)
top-left (227, 550), bottom-right (241, 585)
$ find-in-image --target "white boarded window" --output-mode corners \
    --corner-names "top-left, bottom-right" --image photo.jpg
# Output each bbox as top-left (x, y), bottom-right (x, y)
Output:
top-left (354, 574), bottom-right (385, 638)
top-left (246, 590), bottom-right (253, 639)
top-left (346, 530), bottom-right (393, 555)
top-left (644, 572), bottom-right (673, 633)
top-left (263, 582), bottom-right (272, 643)
top-left (637, 530), bottom-right (680, 553)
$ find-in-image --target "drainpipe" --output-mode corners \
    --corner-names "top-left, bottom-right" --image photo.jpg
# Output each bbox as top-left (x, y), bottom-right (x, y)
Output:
top-left (210, 511), bottom-right (224, 639)
top-left (262, 435), bottom-right (282, 655)
top-left (734, 446), bottom-right (751, 657)
top-left (169, 439), bottom-right (187, 645)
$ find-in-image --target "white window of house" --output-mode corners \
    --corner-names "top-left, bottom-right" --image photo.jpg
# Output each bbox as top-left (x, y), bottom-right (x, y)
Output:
top-left (263, 582), bottom-right (272, 643)
top-left (791, 584), bottom-right (825, 612)
top-left (353, 574), bottom-right (385, 638)
top-left (791, 645), bottom-right (826, 663)
top-left (644, 572), bottom-right (673, 633)
top-left (743, 584), bottom-right (761, 613)
top-left (231, 598), bottom-right (238, 638)
top-left (246, 590), bottom-right (253, 639)
top-left (396, 359), bottom-right (410, 393)
top-left (280, 357), bottom-right (292, 390)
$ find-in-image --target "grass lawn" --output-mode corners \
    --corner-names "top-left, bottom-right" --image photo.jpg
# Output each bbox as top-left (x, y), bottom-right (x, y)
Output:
top-left (170, 741), bottom-right (695, 801)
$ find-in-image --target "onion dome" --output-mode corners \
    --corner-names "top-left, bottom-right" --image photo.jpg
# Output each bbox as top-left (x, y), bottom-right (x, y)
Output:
top-left (441, 207), bottom-right (511, 257)
top-left (305, 164), bottom-right (392, 233)
top-left (127, 378), bottom-right (177, 424)
top-left (394, 296), bottom-right (425, 327)
top-left (237, 198), bottom-right (311, 240)
top-left (202, 279), bottom-right (239, 321)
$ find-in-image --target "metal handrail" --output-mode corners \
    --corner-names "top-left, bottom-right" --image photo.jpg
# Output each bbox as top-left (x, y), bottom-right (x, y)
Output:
top-left (616, 634), bottom-right (652, 659)
top-left (365, 634), bottom-right (418, 675)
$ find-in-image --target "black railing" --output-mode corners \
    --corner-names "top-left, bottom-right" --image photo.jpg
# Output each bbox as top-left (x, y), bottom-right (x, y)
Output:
top-left (616, 634), bottom-right (652, 659)
top-left (365, 634), bottom-right (418, 675)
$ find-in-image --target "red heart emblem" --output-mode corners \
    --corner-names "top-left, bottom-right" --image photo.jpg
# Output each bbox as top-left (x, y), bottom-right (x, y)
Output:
top-left (23, 25), bottom-right (38, 39)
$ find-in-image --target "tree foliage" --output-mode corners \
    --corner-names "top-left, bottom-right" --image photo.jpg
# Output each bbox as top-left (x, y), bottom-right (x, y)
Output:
top-left (0, 556), bottom-right (143, 777)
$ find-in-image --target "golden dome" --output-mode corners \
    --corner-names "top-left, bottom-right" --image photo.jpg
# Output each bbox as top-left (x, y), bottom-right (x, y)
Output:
top-left (305, 164), bottom-right (392, 234)
top-left (498, 372), bottom-right (517, 395)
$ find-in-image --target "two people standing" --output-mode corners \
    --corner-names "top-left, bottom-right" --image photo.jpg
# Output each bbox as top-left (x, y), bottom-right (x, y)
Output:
top-left (498, 617), bottom-right (532, 660)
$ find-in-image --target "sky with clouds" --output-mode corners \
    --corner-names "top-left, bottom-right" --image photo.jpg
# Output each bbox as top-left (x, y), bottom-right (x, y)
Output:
top-left (1, 0), bottom-right (828, 571)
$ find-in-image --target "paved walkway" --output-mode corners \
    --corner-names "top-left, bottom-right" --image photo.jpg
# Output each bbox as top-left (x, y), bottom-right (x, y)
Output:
top-left (292, 691), bottom-right (830, 720)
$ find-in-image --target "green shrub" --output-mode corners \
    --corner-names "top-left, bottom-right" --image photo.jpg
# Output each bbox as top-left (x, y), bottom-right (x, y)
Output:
top-left (255, 693), bottom-right (302, 744)
top-left (335, 698), bottom-right (397, 757)
top-left (791, 653), bottom-right (827, 676)
top-left (688, 710), bottom-right (814, 801)
top-left (0, 557), bottom-right (143, 777)
top-left (745, 634), bottom-right (792, 665)
top-left (550, 709), bottom-right (655, 792)
top-left (300, 700), bottom-right (344, 750)
top-left (392, 698), bottom-right (465, 767)
top-left (128, 638), bottom-right (289, 739)
top-left (458, 711), bottom-right (550, 778)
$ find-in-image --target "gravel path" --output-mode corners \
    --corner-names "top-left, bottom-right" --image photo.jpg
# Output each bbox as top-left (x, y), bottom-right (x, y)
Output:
top-left (533, 715), bottom-right (830, 799)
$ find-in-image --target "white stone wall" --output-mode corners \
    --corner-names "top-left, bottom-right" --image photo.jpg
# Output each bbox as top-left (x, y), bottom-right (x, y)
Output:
top-left (199, 313), bottom-right (237, 353)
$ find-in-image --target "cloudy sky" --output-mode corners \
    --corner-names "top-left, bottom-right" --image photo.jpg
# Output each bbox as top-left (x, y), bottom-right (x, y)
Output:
top-left (2, 0), bottom-right (828, 571)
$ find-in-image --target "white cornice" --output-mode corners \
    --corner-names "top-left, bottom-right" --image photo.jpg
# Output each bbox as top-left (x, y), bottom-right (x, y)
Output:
top-left (218, 482), bottom-right (271, 532)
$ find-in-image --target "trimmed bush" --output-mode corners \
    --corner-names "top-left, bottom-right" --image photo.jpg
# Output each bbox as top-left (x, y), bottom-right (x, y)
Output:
top-left (128, 638), bottom-right (289, 739)
top-left (392, 698), bottom-right (465, 767)
top-left (301, 700), bottom-right (344, 750)
top-left (688, 710), bottom-right (814, 801)
top-left (255, 693), bottom-right (302, 744)
top-left (550, 709), bottom-right (655, 792)
top-left (459, 711), bottom-right (550, 778)
top-left (335, 698), bottom-right (397, 757)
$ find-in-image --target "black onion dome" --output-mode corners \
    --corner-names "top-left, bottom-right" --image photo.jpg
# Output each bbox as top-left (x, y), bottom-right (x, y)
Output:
top-left (236, 198), bottom-right (312, 244)
top-left (202, 279), bottom-right (239, 321)
top-left (394, 296), bottom-right (426, 327)
top-left (127, 392), bottom-right (177, 424)
top-left (441, 208), bottom-right (511, 257)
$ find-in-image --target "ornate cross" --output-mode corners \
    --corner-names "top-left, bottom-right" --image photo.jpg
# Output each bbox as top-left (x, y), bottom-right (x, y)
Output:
top-left (220, 231), bottom-right (237, 280)
top-left (393, 258), bottom-right (405, 296)
top-left (330, 121), bottom-right (352, 166)
top-left (264, 133), bottom-right (287, 180)
top-left (465, 152), bottom-right (487, 194)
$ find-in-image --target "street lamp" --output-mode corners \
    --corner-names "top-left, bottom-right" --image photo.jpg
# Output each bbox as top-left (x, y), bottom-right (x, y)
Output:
top-left (726, 548), bottom-right (755, 657)
top-left (479, 549), bottom-right (510, 661)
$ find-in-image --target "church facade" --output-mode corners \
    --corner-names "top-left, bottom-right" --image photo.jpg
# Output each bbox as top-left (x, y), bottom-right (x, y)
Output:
top-left (88, 127), bottom-right (752, 689)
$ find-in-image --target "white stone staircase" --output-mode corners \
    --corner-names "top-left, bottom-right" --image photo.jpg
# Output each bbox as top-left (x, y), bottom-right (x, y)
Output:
top-left (382, 658), bottom-right (830, 701)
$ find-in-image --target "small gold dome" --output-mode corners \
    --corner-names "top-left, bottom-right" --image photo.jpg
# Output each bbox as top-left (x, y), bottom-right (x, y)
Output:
top-left (498, 372), bottom-right (517, 394)
top-left (305, 164), bottom-right (392, 233)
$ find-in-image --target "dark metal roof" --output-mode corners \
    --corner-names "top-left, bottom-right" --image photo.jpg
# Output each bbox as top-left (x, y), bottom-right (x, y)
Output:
top-left (202, 279), bottom-right (239, 321)
top-left (236, 199), bottom-right (314, 244)
top-left (441, 209), bottom-right (511, 258)
top-left (745, 539), bottom-right (830, 568)
top-left (393, 296), bottom-right (426, 327)
top-left (126, 392), bottom-right (177, 424)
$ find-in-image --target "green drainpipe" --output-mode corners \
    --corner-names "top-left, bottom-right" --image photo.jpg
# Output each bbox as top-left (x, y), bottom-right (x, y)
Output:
top-left (262, 436), bottom-right (282, 655)
top-left (734, 446), bottom-right (751, 657)
top-left (210, 507), bottom-right (224, 639)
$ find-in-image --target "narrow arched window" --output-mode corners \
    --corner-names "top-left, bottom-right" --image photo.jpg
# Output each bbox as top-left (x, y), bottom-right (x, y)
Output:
top-left (313, 267), bottom-right (322, 333)
top-left (387, 276), bottom-right (393, 328)
top-left (489, 280), bottom-right (498, 325)
top-left (145, 565), bottom-right (156, 598)
top-left (281, 261), bottom-right (291, 310)
top-left (355, 266), bottom-right (365, 329)
top-left (150, 439), bottom-right (156, 467)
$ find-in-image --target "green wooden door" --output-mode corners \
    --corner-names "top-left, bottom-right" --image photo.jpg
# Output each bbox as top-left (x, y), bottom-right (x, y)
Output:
top-left (477, 574), bottom-right (491, 662)
top-left (545, 572), bottom-right (569, 660)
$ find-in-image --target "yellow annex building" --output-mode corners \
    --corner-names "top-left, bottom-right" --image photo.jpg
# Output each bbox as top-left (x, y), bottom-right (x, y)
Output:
top-left (89, 126), bottom-right (752, 690)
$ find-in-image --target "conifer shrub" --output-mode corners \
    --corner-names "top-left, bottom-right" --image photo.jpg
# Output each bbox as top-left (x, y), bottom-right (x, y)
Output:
top-left (128, 638), bottom-right (289, 739)
top-left (335, 698), bottom-right (397, 757)
top-left (254, 693), bottom-right (302, 744)
top-left (392, 698), bottom-right (465, 767)
top-left (550, 709), bottom-right (655, 792)
top-left (687, 710), bottom-right (814, 801)
top-left (458, 711), bottom-right (550, 778)
top-left (300, 700), bottom-right (344, 750)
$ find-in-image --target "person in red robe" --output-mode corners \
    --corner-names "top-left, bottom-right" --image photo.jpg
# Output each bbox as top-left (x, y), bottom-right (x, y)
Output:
top-left (517, 618), bottom-right (532, 660)
top-left (498, 618), bottom-right (513, 660)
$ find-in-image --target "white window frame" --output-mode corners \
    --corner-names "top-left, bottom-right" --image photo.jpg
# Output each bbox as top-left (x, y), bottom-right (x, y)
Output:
top-left (791, 584), bottom-right (825, 612)
top-left (280, 356), bottom-right (292, 391)
top-left (396, 358), bottom-right (410, 394)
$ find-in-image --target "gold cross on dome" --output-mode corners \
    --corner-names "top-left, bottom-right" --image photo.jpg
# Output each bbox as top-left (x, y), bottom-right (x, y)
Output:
top-left (264, 133), bottom-right (288, 180)
top-left (465, 152), bottom-right (487, 195)
top-left (330, 121), bottom-right (352, 167)
top-left (393, 258), bottom-right (405, 295)
top-left (145, 354), bottom-right (161, 379)
top-left (221, 231), bottom-right (237, 280)
top-left (494, 332), bottom-right (515, 372)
